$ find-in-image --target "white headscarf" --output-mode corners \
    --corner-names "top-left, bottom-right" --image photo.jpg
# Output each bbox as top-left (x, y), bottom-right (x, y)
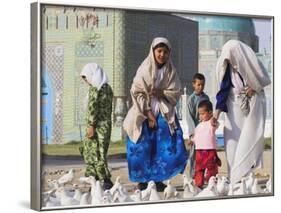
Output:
top-left (80, 62), bottom-right (109, 90)
top-left (216, 40), bottom-right (271, 92)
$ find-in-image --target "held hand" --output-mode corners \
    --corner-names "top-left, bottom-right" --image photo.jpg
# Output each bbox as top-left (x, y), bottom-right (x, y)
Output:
top-left (211, 116), bottom-right (218, 127)
top-left (245, 87), bottom-right (255, 98)
top-left (187, 140), bottom-right (194, 146)
top-left (87, 126), bottom-right (95, 138)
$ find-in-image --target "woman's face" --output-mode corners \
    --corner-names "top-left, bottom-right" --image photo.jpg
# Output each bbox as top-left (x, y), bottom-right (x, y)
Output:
top-left (153, 46), bottom-right (170, 65)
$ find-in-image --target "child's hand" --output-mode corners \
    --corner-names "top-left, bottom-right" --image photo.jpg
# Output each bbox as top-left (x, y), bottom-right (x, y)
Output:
top-left (87, 126), bottom-right (95, 138)
top-left (187, 140), bottom-right (194, 146)
top-left (211, 117), bottom-right (219, 127)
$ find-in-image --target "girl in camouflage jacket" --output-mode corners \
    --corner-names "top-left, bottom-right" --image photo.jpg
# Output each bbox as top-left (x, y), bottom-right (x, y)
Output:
top-left (80, 62), bottom-right (113, 190)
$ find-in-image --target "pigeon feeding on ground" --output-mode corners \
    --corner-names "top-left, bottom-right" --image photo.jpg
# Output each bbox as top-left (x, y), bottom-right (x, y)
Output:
top-left (58, 169), bottom-right (75, 186)
top-left (183, 183), bottom-right (194, 199)
top-left (217, 176), bottom-right (229, 196)
top-left (91, 180), bottom-right (104, 204)
top-left (195, 176), bottom-right (218, 198)
top-left (55, 187), bottom-right (79, 206)
top-left (149, 182), bottom-right (161, 201)
top-left (164, 180), bottom-right (176, 200)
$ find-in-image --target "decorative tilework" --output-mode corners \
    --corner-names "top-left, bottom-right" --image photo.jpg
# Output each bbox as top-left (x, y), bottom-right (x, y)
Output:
top-left (42, 45), bottom-right (64, 144)
top-left (75, 41), bottom-right (104, 57)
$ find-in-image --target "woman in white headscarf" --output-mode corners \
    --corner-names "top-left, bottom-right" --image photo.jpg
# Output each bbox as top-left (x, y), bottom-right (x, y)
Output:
top-left (80, 62), bottom-right (114, 190)
top-left (213, 40), bottom-right (271, 184)
top-left (123, 37), bottom-right (188, 191)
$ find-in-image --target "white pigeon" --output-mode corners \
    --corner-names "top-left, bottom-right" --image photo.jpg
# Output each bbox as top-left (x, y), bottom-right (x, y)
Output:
top-left (183, 184), bottom-right (194, 199)
top-left (234, 178), bottom-right (247, 195)
top-left (58, 169), bottom-right (75, 185)
top-left (55, 187), bottom-right (79, 206)
top-left (141, 181), bottom-right (155, 201)
top-left (182, 174), bottom-right (190, 188)
top-left (149, 183), bottom-right (161, 201)
top-left (47, 179), bottom-right (60, 190)
top-left (251, 178), bottom-right (262, 194)
top-left (86, 176), bottom-right (97, 186)
top-left (110, 176), bottom-right (122, 195)
top-left (72, 184), bottom-right (82, 202)
top-left (186, 179), bottom-right (201, 195)
top-left (216, 174), bottom-right (222, 184)
top-left (101, 196), bottom-right (112, 204)
top-left (265, 176), bottom-right (272, 193)
top-left (130, 189), bottom-right (142, 202)
top-left (83, 176), bottom-right (96, 201)
top-left (245, 172), bottom-right (255, 194)
top-left (80, 192), bottom-right (90, 205)
top-left (227, 183), bottom-right (234, 196)
top-left (217, 176), bottom-right (229, 196)
top-left (195, 176), bottom-right (218, 198)
top-left (91, 180), bottom-right (104, 204)
top-left (174, 191), bottom-right (180, 200)
top-left (164, 180), bottom-right (176, 200)
top-left (79, 176), bottom-right (92, 183)
top-left (47, 179), bottom-right (54, 188)
top-left (42, 189), bottom-right (60, 207)
top-left (44, 195), bottom-right (61, 207)
top-left (103, 190), bottom-right (113, 203)
top-left (114, 185), bottom-right (133, 202)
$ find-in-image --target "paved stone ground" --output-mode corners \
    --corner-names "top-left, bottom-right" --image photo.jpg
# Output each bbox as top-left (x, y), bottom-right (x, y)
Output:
top-left (42, 150), bottom-right (272, 194)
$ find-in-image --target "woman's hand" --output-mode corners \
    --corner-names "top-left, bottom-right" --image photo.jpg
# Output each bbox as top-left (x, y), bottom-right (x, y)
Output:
top-left (211, 110), bottom-right (221, 127)
top-left (245, 87), bottom-right (255, 98)
top-left (147, 110), bottom-right (157, 129)
top-left (87, 126), bottom-right (95, 138)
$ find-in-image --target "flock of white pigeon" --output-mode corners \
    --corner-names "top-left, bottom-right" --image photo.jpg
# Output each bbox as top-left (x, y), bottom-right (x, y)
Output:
top-left (43, 169), bottom-right (272, 208)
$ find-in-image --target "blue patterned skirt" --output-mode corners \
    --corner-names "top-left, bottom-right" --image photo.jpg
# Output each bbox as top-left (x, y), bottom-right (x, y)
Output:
top-left (126, 113), bottom-right (188, 183)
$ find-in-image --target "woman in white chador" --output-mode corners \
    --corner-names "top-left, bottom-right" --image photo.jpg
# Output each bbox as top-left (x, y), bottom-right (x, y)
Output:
top-left (213, 40), bottom-right (271, 184)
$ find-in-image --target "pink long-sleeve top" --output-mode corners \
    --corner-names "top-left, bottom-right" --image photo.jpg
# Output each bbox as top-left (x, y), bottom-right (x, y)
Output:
top-left (192, 120), bottom-right (219, 150)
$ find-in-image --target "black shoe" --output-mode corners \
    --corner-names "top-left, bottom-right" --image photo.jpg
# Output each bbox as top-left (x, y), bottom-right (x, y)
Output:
top-left (103, 178), bottom-right (114, 190)
top-left (155, 182), bottom-right (167, 192)
top-left (137, 182), bottom-right (148, 191)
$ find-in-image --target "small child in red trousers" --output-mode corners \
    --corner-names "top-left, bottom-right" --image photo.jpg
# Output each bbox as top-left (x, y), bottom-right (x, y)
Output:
top-left (189, 100), bottom-right (221, 188)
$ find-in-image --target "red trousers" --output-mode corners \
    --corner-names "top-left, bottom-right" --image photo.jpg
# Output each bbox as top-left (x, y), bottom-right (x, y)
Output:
top-left (194, 149), bottom-right (221, 188)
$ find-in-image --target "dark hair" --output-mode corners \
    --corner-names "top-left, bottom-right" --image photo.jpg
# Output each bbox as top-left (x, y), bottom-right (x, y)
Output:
top-left (153, 42), bottom-right (170, 51)
top-left (198, 100), bottom-right (213, 112)
top-left (192, 73), bottom-right (205, 83)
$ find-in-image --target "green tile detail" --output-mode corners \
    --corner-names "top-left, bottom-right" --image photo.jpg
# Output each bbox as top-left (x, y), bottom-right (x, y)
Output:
top-left (75, 41), bottom-right (104, 57)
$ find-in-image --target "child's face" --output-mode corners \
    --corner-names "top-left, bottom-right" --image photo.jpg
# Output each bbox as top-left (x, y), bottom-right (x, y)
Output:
top-left (192, 79), bottom-right (205, 95)
top-left (198, 107), bottom-right (213, 122)
top-left (153, 47), bottom-right (170, 65)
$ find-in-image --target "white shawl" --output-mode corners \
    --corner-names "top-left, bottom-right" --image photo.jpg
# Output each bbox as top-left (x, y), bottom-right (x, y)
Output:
top-left (216, 40), bottom-right (271, 92)
top-left (216, 40), bottom-right (271, 183)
